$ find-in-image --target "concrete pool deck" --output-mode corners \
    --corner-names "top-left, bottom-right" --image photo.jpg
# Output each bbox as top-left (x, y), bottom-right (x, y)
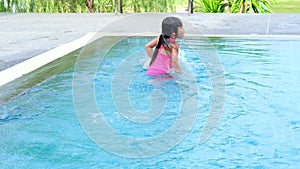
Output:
top-left (0, 13), bottom-right (300, 87)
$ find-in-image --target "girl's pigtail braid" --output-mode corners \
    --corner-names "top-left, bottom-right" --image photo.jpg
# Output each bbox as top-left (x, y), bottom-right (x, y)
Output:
top-left (150, 34), bottom-right (163, 65)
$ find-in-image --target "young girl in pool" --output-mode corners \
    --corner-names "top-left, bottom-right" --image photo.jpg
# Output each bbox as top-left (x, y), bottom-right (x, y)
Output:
top-left (145, 17), bottom-right (184, 76)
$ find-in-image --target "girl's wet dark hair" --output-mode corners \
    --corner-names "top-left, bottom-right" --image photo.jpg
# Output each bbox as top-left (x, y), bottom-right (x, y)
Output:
top-left (149, 17), bottom-right (183, 66)
top-left (162, 17), bottom-right (183, 37)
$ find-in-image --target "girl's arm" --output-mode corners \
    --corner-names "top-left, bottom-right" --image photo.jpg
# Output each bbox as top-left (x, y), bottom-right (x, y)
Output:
top-left (171, 43), bottom-right (182, 73)
top-left (145, 37), bottom-right (159, 58)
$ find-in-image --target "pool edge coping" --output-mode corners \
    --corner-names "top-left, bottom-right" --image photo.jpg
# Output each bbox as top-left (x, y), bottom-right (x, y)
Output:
top-left (0, 32), bottom-right (101, 87)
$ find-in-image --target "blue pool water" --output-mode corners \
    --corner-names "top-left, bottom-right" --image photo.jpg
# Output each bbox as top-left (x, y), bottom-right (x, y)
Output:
top-left (1, 37), bottom-right (300, 168)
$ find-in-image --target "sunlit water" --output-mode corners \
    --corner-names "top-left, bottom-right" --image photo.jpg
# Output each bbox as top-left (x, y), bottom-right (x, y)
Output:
top-left (1, 37), bottom-right (300, 168)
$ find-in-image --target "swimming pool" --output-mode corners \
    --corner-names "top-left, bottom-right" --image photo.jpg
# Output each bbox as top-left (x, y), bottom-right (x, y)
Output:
top-left (1, 36), bottom-right (300, 168)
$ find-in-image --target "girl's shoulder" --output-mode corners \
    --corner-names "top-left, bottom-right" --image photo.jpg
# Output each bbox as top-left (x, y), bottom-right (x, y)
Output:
top-left (169, 39), bottom-right (179, 50)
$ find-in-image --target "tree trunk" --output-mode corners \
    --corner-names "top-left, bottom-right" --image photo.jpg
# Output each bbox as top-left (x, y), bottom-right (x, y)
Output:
top-left (85, 0), bottom-right (95, 13)
top-left (224, 0), bottom-right (230, 13)
top-left (240, 0), bottom-right (246, 13)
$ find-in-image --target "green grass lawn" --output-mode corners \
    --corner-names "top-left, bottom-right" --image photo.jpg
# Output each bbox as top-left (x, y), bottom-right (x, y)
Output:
top-left (271, 0), bottom-right (300, 13)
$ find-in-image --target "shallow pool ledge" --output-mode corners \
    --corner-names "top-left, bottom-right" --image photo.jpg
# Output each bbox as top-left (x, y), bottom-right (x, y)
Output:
top-left (0, 32), bottom-right (108, 105)
top-left (0, 32), bottom-right (157, 104)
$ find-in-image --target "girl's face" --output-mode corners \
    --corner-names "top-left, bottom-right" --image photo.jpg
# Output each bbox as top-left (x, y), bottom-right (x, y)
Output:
top-left (176, 26), bottom-right (185, 39)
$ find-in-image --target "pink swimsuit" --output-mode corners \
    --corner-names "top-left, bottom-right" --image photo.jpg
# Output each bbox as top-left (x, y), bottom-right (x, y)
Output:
top-left (146, 39), bottom-right (175, 76)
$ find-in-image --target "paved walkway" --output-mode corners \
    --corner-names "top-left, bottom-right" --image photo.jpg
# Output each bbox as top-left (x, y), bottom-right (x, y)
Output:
top-left (1, 13), bottom-right (300, 71)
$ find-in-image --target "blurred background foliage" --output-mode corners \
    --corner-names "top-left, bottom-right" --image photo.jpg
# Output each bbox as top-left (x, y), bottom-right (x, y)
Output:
top-left (1, 0), bottom-right (297, 13)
